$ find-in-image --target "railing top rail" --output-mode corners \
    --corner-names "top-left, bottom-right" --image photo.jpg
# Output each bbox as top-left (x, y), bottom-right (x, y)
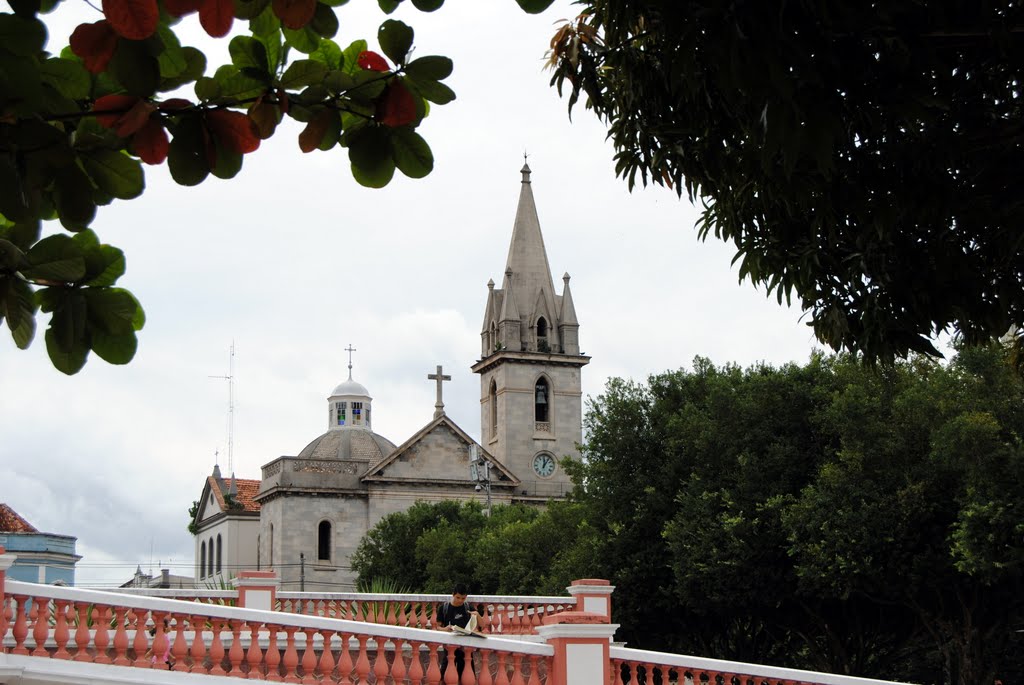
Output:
top-left (277, 592), bottom-right (574, 604)
top-left (3, 580), bottom-right (553, 656)
top-left (609, 646), bottom-right (913, 685)
top-left (83, 587), bottom-right (235, 599)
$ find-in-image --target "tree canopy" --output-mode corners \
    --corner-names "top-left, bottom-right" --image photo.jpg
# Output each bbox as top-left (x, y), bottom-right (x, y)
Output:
top-left (0, 0), bottom-right (553, 374)
top-left (352, 345), bottom-right (1024, 684)
top-left (547, 2), bottom-right (1024, 363)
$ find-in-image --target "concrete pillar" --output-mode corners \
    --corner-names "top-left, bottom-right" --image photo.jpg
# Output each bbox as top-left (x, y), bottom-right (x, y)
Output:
top-left (0, 545), bottom-right (16, 590)
top-left (537, 611), bottom-right (619, 685)
top-left (567, 578), bottom-right (614, 620)
top-left (232, 570), bottom-right (279, 611)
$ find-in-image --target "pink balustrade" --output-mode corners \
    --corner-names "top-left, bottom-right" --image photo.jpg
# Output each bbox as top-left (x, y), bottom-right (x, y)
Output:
top-left (276, 593), bottom-right (575, 635)
top-left (608, 647), bottom-right (906, 685)
top-left (1, 578), bottom-right (553, 684)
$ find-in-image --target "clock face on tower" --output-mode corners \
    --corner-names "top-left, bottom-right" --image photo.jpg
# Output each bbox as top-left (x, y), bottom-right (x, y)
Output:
top-left (533, 453), bottom-right (556, 478)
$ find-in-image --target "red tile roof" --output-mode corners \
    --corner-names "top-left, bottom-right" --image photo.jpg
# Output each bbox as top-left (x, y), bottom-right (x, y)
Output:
top-left (208, 476), bottom-right (261, 513)
top-left (0, 503), bottom-right (38, 533)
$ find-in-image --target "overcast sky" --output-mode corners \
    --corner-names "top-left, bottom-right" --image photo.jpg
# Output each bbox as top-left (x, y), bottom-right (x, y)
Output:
top-left (1, 0), bottom-right (824, 587)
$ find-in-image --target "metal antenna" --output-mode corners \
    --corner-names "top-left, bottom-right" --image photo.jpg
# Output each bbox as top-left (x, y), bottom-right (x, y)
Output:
top-left (209, 342), bottom-right (236, 475)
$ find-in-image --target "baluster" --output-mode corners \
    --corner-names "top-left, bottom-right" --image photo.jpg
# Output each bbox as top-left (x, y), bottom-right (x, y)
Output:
top-left (264, 624), bottom-right (282, 681)
top-left (111, 607), bottom-right (130, 665)
top-left (424, 643), bottom-right (442, 685)
top-left (171, 614), bottom-right (189, 672)
top-left (441, 645), bottom-right (459, 685)
top-left (476, 646), bottom-right (493, 685)
top-left (373, 635), bottom-right (390, 682)
top-left (30, 596), bottom-right (49, 657)
top-left (626, 662), bottom-right (639, 685)
top-left (52, 599), bottom-right (71, 659)
top-left (151, 611), bottom-right (169, 670)
top-left (131, 609), bottom-right (151, 667)
top-left (510, 604), bottom-right (524, 635)
top-left (493, 651), bottom-right (510, 685)
top-left (353, 634), bottom-right (371, 684)
top-left (397, 599), bottom-right (409, 627)
top-left (73, 603), bottom-right (91, 662)
top-left (336, 632), bottom-right (354, 684)
top-left (0, 594), bottom-right (9, 645)
top-left (479, 605), bottom-right (492, 635)
top-left (93, 606), bottom-right (111, 664)
top-left (246, 621), bottom-right (265, 679)
top-left (645, 661), bottom-right (656, 685)
top-left (507, 653), bottom-right (526, 685)
top-left (392, 638), bottom-right (408, 683)
top-left (190, 614), bottom-right (209, 674)
top-left (227, 619), bottom-right (245, 676)
top-left (525, 654), bottom-right (541, 685)
top-left (385, 600), bottom-right (396, 625)
top-left (281, 626), bottom-right (300, 684)
top-left (209, 618), bottom-right (227, 675)
top-left (407, 641), bottom-right (425, 685)
top-left (609, 660), bottom-right (622, 685)
top-left (300, 628), bottom-right (318, 684)
top-left (317, 629), bottom-right (336, 681)
top-left (459, 646), bottom-right (477, 685)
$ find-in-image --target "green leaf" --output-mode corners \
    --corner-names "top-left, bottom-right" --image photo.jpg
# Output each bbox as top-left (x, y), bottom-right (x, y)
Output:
top-left (230, 35), bottom-right (269, 73)
top-left (0, 274), bottom-right (37, 349)
top-left (0, 219), bottom-right (40, 251)
top-left (0, 238), bottom-right (27, 270)
top-left (324, 69), bottom-right (354, 94)
top-left (513, 0), bottom-right (554, 13)
top-left (406, 76), bottom-right (454, 105)
top-left (283, 25), bottom-right (320, 54)
top-left (391, 127), bottom-right (432, 178)
top-left (160, 47), bottom-right (207, 92)
top-left (377, 0), bottom-right (400, 12)
top-left (235, 0), bottom-right (271, 19)
top-left (348, 126), bottom-right (395, 188)
top-left (378, 19), bottom-right (413, 66)
top-left (108, 40), bottom-right (160, 96)
top-left (37, 57), bottom-right (90, 100)
top-left (404, 55), bottom-right (452, 81)
top-left (84, 286), bottom-right (141, 335)
top-left (0, 13), bottom-right (47, 56)
top-left (342, 39), bottom-right (367, 75)
top-left (311, 38), bottom-right (342, 70)
top-left (80, 242), bottom-right (126, 288)
top-left (195, 76), bottom-right (220, 101)
top-left (410, 0), bottom-right (442, 11)
top-left (24, 233), bottom-right (86, 282)
top-left (80, 149), bottom-right (145, 200)
top-left (90, 328), bottom-right (137, 364)
top-left (0, 53), bottom-right (45, 114)
top-left (53, 163), bottom-right (97, 232)
top-left (45, 324), bottom-right (88, 374)
top-left (156, 24), bottom-right (187, 80)
top-left (7, 0), bottom-right (41, 18)
top-left (210, 137), bottom-right (244, 179)
top-left (211, 64), bottom-right (267, 101)
top-left (310, 3), bottom-right (338, 39)
top-left (280, 59), bottom-right (327, 89)
top-left (167, 116), bottom-right (210, 186)
top-left (249, 3), bottom-right (280, 36)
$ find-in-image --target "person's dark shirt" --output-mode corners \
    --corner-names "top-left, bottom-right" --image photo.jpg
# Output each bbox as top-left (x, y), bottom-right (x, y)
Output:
top-left (436, 601), bottom-right (472, 629)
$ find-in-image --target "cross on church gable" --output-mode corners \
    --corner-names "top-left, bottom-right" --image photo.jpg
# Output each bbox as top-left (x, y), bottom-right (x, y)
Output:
top-left (428, 364), bottom-right (451, 419)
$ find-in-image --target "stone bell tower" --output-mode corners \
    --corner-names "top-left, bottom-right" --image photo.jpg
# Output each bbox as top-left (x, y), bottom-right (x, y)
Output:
top-left (471, 163), bottom-right (589, 499)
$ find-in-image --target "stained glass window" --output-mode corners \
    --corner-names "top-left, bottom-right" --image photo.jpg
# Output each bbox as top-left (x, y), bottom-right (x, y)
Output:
top-left (336, 401), bottom-right (346, 425)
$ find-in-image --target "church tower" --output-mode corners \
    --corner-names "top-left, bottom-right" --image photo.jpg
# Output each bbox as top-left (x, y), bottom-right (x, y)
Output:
top-left (472, 163), bottom-right (589, 498)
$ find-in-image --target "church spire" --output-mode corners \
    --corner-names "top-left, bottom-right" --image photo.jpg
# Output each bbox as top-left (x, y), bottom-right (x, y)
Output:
top-left (503, 163), bottom-right (558, 326)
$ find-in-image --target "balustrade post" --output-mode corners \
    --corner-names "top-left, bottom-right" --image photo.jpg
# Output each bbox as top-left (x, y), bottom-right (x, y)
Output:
top-left (0, 545), bottom-right (15, 643)
top-left (234, 570), bottom-right (279, 611)
top-left (566, 579), bottom-right (614, 621)
top-left (536, 611), bottom-right (619, 685)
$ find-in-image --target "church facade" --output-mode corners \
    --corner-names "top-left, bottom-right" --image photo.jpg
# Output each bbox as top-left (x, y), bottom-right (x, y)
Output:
top-left (190, 164), bottom-right (588, 591)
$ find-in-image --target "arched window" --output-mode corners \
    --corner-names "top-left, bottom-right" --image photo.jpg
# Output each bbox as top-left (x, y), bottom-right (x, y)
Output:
top-left (269, 523), bottom-right (274, 568)
top-left (200, 541), bottom-right (206, 579)
top-left (318, 521), bottom-right (332, 561)
top-left (535, 377), bottom-right (549, 422)
top-left (537, 317), bottom-right (548, 338)
top-left (489, 380), bottom-right (498, 438)
top-left (216, 534), bottom-right (222, 573)
top-left (207, 537), bottom-right (214, 576)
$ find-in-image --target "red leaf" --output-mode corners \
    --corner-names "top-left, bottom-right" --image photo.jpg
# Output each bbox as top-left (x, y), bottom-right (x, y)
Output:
top-left (357, 51), bottom-right (389, 72)
top-left (205, 110), bottom-right (260, 155)
top-left (132, 119), bottom-right (169, 164)
top-left (199, 0), bottom-right (234, 38)
top-left (102, 0), bottom-right (159, 40)
top-left (69, 21), bottom-right (118, 74)
top-left (159, 98), bottom-right (193, 111)
top-left (375, 80), bottom-right (416, 127)
top-left (272, 0), bottom-right (316, 30)
top-left (298, 111), bottom-right (332, 153)
top-left (248, 100), bottom-right (281, 139)
top-left (162, 0), bottom-right (202, 16)
top-left (93, 95), bottom-right (142, 129)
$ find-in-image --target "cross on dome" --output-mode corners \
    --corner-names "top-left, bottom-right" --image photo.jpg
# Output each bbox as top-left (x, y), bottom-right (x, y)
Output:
top-left (344, 343), bottom-right (357, 379)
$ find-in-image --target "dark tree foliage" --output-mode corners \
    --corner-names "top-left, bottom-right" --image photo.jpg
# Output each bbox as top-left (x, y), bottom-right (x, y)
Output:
top-left (548, 2), bottom-right (1024, 363)
top-left (569, 347), bottom-right (1023, 685)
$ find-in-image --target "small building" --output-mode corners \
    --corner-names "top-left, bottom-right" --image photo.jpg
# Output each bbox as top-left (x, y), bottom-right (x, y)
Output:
top-left (120, 565), bottom-right (195, 589)
top-left (192, 468), bottom-right (261, 585)
top-left (0, 503), bottom-right (80, 585)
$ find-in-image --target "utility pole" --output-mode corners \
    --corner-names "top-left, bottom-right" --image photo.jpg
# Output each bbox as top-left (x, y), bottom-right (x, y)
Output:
top-left (469, 445), bottom-right (493, 516)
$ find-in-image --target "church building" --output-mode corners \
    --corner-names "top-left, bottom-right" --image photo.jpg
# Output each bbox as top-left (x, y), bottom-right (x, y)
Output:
top-left (190, 164), bottom-right (589, 591)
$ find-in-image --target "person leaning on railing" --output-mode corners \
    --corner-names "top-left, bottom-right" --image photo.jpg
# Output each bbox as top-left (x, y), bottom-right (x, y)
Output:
top-left (435, 583), bottom-right (480, 680)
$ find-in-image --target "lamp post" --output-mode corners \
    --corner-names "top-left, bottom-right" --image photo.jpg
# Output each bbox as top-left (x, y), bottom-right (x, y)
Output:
top-left (469, 445), bottom-right (493, 516)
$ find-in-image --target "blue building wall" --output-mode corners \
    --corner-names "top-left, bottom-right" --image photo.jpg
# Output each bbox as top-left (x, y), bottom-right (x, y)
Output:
top-left (0, 532), bottom-right (80, 585)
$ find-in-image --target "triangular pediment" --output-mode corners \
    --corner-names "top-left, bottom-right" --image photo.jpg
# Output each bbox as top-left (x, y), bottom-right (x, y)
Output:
top-left (363, 415), bottom-right (519, 486)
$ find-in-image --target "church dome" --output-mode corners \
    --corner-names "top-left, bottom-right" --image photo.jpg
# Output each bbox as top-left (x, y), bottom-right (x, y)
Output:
top-left (330, 378), bottom-right (369, 397)
top-left (297, 429), bottom-right (396, 463)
